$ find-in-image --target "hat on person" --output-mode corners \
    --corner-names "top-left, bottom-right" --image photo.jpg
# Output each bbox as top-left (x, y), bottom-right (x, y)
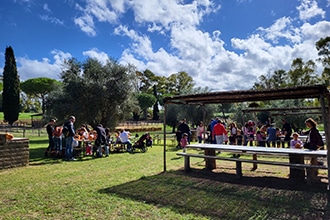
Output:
top-left (292, 132), bottom-right (299, 137)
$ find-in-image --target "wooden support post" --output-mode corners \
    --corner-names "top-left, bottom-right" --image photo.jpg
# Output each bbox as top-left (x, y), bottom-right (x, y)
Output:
top-left (289, 154), bottom-right (305, 182)
top-left (252, 154), bottom-right (258, 170)
top-left (236, 161), bottom-right (242, 178)
top-left (184, 156), bottom-right (190, 172)
top-left (205, 149), bottom-right (216, 170)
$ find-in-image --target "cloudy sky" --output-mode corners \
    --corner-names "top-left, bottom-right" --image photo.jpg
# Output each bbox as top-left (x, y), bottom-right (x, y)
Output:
top-left (1, 0), bottom-right (330, 91)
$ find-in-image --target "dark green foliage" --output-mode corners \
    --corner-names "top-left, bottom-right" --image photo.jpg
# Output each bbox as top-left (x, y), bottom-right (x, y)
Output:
top-left (2, 46), bottom-right (20, 125)
top-left (316, 36), bottom-right (330, 85)
top-left (21, 77), bottom-right (61, 115)
top-left (137, 93), bottom-right (156, 119)
top-left (47, 58), bottom-right (134, 128)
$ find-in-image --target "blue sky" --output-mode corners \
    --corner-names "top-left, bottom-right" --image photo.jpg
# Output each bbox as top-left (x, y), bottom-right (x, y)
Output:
top-left (1, 0), bottom-right (330, 91)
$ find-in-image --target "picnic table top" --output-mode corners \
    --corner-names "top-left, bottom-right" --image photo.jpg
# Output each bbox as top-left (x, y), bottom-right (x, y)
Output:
top-left (186, 143), bottom-right (327, 157)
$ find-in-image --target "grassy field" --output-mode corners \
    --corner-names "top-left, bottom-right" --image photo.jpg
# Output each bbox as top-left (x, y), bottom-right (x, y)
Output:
top-left (1, 130), bottom-right (330, 219)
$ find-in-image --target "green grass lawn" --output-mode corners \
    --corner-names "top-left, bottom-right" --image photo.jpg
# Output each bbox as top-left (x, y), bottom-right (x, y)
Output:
top-left (0, 131), bottom-right (330, 219)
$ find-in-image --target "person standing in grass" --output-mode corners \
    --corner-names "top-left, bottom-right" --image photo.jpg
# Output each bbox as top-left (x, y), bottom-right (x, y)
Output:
top-left (229, 122), bottom-right (237, 145)
top-left (177, 118), bottom-right (191, 144)
top-left (95, 124), bottom-right (108, 157)
top-left (212, 119), bottom-right (228, 144)
top-left (180, 133), bottom-right (189, 152)
top-left (196, 121), bottom-right (205, 143)
top-left (53, 125), bottom-right (63, 157)
top-left (281, 119), bottom-right (292, 148)
top-left (266, 123), bottom-right (276, 147)
top-left (63, 116), bottom-right (76, 161)
top-left (45, 119), bottom-right (56, 157)
top-left (302, 118), bottom-right (324, 183)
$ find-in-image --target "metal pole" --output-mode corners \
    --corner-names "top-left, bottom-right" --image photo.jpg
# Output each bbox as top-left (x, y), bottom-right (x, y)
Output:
top-left (163, 104), bottom-right (167, 172)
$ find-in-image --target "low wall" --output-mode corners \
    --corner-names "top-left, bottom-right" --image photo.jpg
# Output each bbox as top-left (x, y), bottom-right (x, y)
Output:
top-left (0, 134), bottom-right (29, 170)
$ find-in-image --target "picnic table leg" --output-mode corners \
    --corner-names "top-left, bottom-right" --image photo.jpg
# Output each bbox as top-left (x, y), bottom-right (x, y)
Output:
top-left (205, 149), bottom-right (216, 170)
top-left (306, 156), bottom-right (319, 184)
top-left (184, 156), bottom-right (190, 172)
top-left (289, 154), bottom-right (305, 183)
top-left (252, 154), bottom-right (258, 170)
top-left (236, 161), bottom-right (242, 178)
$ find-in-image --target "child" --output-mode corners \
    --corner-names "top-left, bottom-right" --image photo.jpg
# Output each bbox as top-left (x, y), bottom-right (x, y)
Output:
top-left (236, 130), bottom-right (243, 146)
top-left (290, 132), bottom-right (303, 149)
top-left (180, 133), bottom-right (189, 152)
top-left (276, 127), bottom-right (281, 148)
top-left (256, 130), bottom-right (265, 147)
top-left (232, 130), bottom-right (243, 158)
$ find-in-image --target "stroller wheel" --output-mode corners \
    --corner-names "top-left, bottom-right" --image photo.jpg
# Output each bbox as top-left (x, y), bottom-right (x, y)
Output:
top-left (141, 147), bottom-right (147, 153)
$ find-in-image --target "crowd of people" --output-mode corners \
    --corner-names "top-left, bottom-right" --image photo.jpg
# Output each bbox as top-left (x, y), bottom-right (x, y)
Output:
top-left (44, 116), bottom-right (152, 160)
top-left (175, 117), bottom-right (325, 182)
top-left (175, 117), bottom-right (324, 151)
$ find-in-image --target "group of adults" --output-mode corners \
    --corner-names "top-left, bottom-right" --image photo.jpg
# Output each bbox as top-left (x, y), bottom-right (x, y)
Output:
top-left (176, 117), bottom-right (324, 151)
top-left (45, 116), bottom-right (137, 161)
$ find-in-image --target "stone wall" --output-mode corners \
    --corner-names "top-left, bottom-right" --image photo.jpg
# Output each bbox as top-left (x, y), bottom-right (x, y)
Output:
top-left (0, 134), bottom-right (29, 170)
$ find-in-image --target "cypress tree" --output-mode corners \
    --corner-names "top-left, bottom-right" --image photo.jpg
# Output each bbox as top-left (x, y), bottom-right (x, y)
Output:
top-left (2, 46), bottom-right (20, 125)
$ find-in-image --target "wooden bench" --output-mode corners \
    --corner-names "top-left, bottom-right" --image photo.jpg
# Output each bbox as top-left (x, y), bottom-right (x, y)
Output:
top-left (153, 133), bottom-right (177, 146)
top-left (176, 143), bottom-right (327, 183)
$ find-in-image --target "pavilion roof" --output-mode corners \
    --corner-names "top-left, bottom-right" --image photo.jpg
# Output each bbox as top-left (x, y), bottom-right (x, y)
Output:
top-left (164, 84), bottom-right (330, 105)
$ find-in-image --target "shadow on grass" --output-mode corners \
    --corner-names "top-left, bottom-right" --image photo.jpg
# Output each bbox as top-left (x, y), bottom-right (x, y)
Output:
top-left (99, 169), bottom-right (330, 219)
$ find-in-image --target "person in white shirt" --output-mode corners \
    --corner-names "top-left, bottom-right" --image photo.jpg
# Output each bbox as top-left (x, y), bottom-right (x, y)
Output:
top-left (119, 129), bottom-right (132, 151)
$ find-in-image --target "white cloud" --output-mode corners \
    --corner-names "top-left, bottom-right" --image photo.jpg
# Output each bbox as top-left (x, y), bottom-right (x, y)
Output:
top-left (113, 1), bottom-right (330, 91)
top-left (257, 17), bottom-right (301, 44)
top-left (40, 15), bottom-right (64, 26)
top-left (74, 13), bottom-right (96, 37)
top-left (17, 50), bottom-right (72, 81)
top-left (74, 0), bottom-right (219, 36)
top-left (82, 48), bottom-right (109, 65)
top-left (297, 0), bottom-right (325, 21)
top-left (43, 3), bottom-right (52, 13)
top-left (74, 0), bottom-right (127, 36)
top-left (10, 0), bottom-right (330, 91)
top-left (132, 0), bottom-right (216, 30)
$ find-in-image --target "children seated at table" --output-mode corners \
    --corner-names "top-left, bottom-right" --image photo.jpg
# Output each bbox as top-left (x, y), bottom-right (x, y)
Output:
top-left (290, 132), bottom-right (303, 149)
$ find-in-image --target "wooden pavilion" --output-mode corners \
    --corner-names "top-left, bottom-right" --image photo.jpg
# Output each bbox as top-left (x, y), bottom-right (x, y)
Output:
top-left (163, 84), bottom-right (330, 188)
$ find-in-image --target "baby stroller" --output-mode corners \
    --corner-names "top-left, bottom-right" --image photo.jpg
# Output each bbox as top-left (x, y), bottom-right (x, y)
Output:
top-left (131, 133), bottom-right (152, 153)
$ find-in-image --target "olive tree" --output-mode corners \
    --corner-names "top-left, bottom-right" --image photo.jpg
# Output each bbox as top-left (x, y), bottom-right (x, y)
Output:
top-left (48, 58), bottom-right (137, 128)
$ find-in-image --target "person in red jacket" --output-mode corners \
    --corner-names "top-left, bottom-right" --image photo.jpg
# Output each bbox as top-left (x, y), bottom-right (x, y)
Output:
top-left (212, 119), bottom-right (228, 144)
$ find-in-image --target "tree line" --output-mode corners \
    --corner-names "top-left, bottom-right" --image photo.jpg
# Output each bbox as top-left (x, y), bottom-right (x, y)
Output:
top-left (1, 36), bottom-right (330, 130)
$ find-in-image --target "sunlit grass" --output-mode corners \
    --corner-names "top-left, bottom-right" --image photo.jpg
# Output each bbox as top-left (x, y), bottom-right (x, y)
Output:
top-left (0, 132), bottom-right (329, 219)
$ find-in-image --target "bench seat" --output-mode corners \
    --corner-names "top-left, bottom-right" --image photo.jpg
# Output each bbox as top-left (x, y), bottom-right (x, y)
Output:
top-left (176, 152), bottom-right (327, 179)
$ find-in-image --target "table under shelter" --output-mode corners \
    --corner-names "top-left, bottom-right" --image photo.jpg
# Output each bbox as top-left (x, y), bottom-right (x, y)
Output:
top-left (162, 84), bottom-right (330, 189)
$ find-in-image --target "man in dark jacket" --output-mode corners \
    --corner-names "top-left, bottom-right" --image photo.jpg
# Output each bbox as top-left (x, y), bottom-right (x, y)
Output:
top-left (45, 119), bottom-right (56, 157)
top-left (63, 116), bottom-right (76, 161)
top-left (281, 119), bottom-right (292, 148)
top-left (177, 118), bottom-right (191, 144)
top-left (95, 124), bottom-right (108, 157)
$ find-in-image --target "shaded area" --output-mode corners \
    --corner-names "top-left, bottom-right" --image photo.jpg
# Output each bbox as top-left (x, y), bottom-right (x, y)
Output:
top-left (99, 170), bottom-right (329, 219)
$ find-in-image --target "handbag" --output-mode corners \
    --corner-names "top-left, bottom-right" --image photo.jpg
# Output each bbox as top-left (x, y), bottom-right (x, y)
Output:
top-left (303, 142), bottom-right (317, 150)
top-left (303, 142), bottom-right (311, 149)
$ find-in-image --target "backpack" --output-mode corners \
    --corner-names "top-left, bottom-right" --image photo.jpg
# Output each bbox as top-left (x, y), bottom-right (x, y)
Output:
top-left (62, 126), bottom-right (69, 137)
